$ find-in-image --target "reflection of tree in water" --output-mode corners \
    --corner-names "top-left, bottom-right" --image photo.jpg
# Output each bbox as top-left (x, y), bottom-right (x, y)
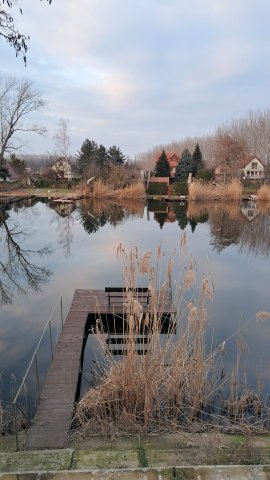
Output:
top-left (209, 209), bottom-right (240, 252)
top-left (154, 212), bottom-right (168, 229)
top-left (78, 200), bottom-right (145, 235)
top-left (0, 207), bottom-right (51, 305)
top-left (48, 202), bottom-right (76, 257)
top-left (189, 201), bottom-right (270, 257)
top-left (238, 211), bottom-right (270, 257)
top-left (173, 203), bottom-right (189, 230)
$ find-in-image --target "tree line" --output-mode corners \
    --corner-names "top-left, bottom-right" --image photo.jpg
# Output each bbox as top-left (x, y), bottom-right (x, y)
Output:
top-left (155, 144), bottom-right (207, 181)
top-left (138, 109), bottom-right (270, 174)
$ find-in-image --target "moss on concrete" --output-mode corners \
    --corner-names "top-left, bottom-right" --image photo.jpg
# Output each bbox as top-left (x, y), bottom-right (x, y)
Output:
top-left (71, 448), bottom-right (138, 469)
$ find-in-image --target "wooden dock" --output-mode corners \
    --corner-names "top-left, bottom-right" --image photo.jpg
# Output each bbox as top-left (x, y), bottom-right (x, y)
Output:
top-left (26, 288), bottom-right (174, 450)
top-left (25, 290), bottom-right (94, 449)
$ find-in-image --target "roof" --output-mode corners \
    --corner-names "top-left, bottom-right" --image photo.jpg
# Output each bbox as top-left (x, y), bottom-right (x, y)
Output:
top-left (156, 151), bottom-right (180, 168)
top-left (5, 163), bottom-right (19, 180)
top-left (239, 155), bottom-right (264, 168)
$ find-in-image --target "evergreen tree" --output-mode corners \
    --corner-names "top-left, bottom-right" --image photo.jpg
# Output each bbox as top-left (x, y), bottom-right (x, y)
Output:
top-left (96, 144), bottom-right (108, 169)
top-left (174, 149), bottom-right (195, 182)
top-left (77, 139), bottom-right (98, 174)
top-left (108, 145), bottom-right (125, 165)
top-left (192, 143), bottom-right (204, 176)
top-left (155, 150), bottom-right (170, 177)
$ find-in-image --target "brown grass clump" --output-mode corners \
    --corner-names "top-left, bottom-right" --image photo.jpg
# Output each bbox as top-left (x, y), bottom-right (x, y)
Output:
top-left (74, 240), bottom-right (270, 436)
top-left (74, 242), bottom-right (227, 435)
top-left (84, 179), bottom-right (146, 199)
top-left (115, 181), bottom-right (145, 199)
top-left (257, 185), bottom-right (270, 201)
top-left (189, 179), bottom-right (242, 202)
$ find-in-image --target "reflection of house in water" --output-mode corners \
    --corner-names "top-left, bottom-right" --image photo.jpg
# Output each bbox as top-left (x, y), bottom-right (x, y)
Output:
top-left (47, 201), bottom-right (77, 217)
top-left (241, 204), bottom-right (259, 222)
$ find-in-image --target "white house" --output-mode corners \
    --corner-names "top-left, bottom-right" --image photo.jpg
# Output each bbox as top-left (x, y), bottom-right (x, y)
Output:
top-left (240, 155), bottom-right (265, 181)
top-left (51, 158), bottom-right (73, 180)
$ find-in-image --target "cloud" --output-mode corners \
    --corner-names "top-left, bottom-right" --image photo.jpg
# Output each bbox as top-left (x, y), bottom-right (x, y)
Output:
top-left (1, 0), bottom-right (270, 156)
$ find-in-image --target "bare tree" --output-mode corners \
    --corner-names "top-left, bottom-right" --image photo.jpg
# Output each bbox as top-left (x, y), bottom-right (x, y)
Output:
top-left (0, 0), bottom-right (52, 64)
top-left (214, 134), bottom-right (247, 183)
top-left (53, 118), bottom-right (70, 160)
top-left (0, 76), bottom-right (46, 167)
top-left (0, 208), bottom-right (51, 304)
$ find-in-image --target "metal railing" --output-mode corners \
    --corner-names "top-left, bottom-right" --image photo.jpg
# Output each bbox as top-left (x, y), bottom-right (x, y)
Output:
top-left (12, 296), bottom-right (64, 450)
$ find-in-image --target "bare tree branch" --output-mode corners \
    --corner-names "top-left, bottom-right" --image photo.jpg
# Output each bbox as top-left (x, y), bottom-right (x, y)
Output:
top-left (0, 76), bottom-right (46, 166)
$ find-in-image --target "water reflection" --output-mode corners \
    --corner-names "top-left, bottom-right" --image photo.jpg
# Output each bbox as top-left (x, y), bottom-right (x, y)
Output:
top-left (147, 199), bottom-right (270, 258)
top-left (0, 205), bottom-right (51, 304)
top-left (147, 199), bottom-right (208, 232)
top-left (78, 199), bottom-right (145, 234)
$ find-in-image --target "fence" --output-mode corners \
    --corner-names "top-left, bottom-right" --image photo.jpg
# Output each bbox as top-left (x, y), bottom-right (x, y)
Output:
top-left (12, 296), bottom-right (64, 450)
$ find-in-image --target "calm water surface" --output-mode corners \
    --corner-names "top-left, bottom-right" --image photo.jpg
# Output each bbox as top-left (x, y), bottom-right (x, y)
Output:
top-left (1, 197), bottom-right (270, 407)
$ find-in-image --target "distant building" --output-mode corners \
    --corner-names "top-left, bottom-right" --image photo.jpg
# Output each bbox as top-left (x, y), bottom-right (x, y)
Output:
top-left (214, 155), bottom-right (265, 183)
top-left (0, 162), bottom-right (19, 181)
top-left (166, 152), bottom-right (180, 178)
top-left (155, 152), bottom-right (180, 179)
top-left (51, 158), bottom-right (74, 180)
top-left (239, 155), bottom-right (265, 181)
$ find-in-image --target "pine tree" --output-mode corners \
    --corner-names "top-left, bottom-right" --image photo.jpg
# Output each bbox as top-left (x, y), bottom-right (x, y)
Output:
top-left (96, 144), bottom-right (108, 169)
top-left (108, 145), bottom-right (125, 165)
top-left (77, 139), bottom-right (98, 174)
top-left (155, 150), bottom-right (170, 177)
top-left (192, 143), bottom-right (204, 176)
top-left (175, 149), bottom-right (195, 182)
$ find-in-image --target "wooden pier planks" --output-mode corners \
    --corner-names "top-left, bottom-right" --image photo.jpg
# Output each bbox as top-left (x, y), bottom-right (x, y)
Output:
top-left (25, 288), bottom-right (175, 450)
top-left (25, 289), bottom-right (95, 450)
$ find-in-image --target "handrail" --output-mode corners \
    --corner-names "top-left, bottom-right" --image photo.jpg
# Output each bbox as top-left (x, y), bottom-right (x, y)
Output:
top-left (12, 295), bottom-right (64, 449)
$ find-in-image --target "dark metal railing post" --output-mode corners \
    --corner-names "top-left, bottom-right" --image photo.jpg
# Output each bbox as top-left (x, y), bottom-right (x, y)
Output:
top-left (34, 354), bottom-right (40, 400)
top-left (12, 296), bottom-right (63, 449)
top-left (13, 403), bottom-right (19, 451)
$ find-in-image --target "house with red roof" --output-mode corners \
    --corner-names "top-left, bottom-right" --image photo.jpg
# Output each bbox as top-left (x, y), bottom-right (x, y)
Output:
top-left (155, 151), bottom-right (180, 179)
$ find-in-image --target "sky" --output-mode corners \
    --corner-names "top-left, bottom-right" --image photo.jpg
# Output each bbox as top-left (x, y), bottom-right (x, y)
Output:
top-left (1, 0), bottom-right (270, 159)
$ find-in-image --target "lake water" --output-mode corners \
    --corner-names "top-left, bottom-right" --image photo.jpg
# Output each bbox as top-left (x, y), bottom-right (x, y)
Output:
top-left (1, 197), bottom-right (270, 411)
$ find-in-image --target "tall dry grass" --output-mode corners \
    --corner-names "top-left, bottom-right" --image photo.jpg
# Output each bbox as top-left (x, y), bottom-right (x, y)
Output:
top-left (189, 179), bottom-right (243, 202)
top-left (257, 185), bottom-right (270, 201)
top-left (80, 179), bottom-right (146, 199)
top-left (74, 239), bottom-right (269, 436)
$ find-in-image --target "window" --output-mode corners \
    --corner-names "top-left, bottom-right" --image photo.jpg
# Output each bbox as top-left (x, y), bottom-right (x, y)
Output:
top-left (246, 171), bottom-right (250, 176)
top-left (252, 162), bottom-right (257, 169)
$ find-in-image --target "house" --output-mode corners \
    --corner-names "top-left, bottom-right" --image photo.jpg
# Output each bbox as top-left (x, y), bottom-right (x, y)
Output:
top-left (155, 152), bottom-right (180, 179)
top-left (239, 155), bottom-right (265, 181)
top-left (214, 155), bottom-right (265, 183)
top-left (166, 152), bottom-right (180, 178)
top-left (0, 162), bottom-right (19, 181)
top-left (51, 158), bottom-right (73, 180)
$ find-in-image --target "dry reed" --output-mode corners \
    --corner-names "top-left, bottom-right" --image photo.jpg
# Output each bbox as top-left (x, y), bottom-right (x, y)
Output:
top-left (256, 185), bottom-right (270, 201)
top-left (81, 179), bottom-right (146, 199)
top-left (74, 239), bottom-right (269, 436)
top-left (189, 179), bottom-right (242, 202)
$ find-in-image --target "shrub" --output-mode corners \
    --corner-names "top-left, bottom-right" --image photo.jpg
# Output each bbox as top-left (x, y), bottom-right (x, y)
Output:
top-left (148, 182), bottom-right (168, 195)
top-left (189, 179), bottom-right (242, 202)
top-left (257, 184), bottom-right (270, 201)
top-left (170, 181), bottom-right (188, 196)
